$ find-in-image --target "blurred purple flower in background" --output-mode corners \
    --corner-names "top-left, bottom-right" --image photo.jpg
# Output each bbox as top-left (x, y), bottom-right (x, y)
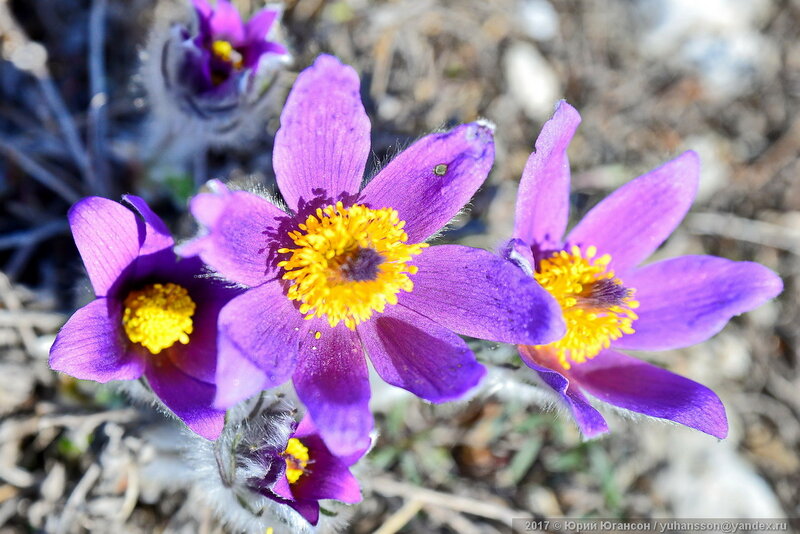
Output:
top-left (49, 196), bottom-right (240, 440)
top-left (181, 54), bottom-right (565, 456)
top-left (503, 101), bottom-right (783, 439)
top-left (253, 414), bottom-right (365, 525)
top-left (152, 0), bottom-right (288, 139)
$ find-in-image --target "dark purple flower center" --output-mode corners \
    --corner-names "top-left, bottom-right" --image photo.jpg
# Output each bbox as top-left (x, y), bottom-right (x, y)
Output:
top-left (577, 278), bottom-right (632, 309)
top-left (340, 247), bottom-right (384, 282)
top-left (209, 40), bottom-right (244, 85)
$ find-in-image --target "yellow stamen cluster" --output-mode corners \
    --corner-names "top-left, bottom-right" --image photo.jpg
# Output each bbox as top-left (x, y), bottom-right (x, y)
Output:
top-left (122, 283), bottom-right (196, 355)
top-left (211, 39), bottom-right (244, 69)
top-left (282, 437), bottom-right (310, 484)
top-left (278, 202), bottom-right (428, 329)
top-left (534, 245), bottom-right (639, 369)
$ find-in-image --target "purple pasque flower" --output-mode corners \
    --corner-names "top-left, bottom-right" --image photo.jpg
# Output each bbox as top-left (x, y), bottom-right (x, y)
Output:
top-left (251, 414), bottom-right (365, 526)
top-left (504, 101), bottom-right (783, 439)
top-left (181, 54), bottom-right (565, 456)
top-left (49, 196), bottom-right (240, 440)
top-left (158, 0), bottom-right (287, 131)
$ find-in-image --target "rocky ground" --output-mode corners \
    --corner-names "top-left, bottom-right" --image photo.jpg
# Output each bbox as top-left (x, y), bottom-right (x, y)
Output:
top-left (1, 0), bottom-right (798, 532)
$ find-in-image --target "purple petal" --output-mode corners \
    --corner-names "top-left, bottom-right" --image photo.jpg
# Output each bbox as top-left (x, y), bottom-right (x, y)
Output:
top-left (518, 346), bottom-right (608, 438)
top-left (285, 497), bottom-right (320, 526)
top-left (270, 475), bottom-right (294, 501)
top-left (613, 255), bottom-right (783, 351)
top-left (358, 305), bottom-right (485, 402)
top-left (50, 299), bottom-right (145, 383)
top-left (146, 356), bottom-right (225, 440)
top-left (567, 151), bottom-right (700, 274)
top-left (292, 324), bottom-right (372, 457)
top-left (513, 101), bottom-right (581, 249)
top-left (242, 40), bottom-right (287, 69)
top-left (291, 433), bottom-right (362, 504)
top-left (164, 275), bottom-right (238, 384)
top-left (359, 122), bottom-right (495, 243)
top-left (273, 55), bottom-right (370, 212)
top-left (294, 415), bottom-right (368, 466)
top-left (214, 281), bottom-right (304, 408)
top-left (192, 0), bottom-right (212, 19)
top-left (292, 413), bottom-right (317, 439)
top-left (208, 0), bottom-right (245, 44)
top-left (398, 245), bottom-right (565, 345)
top-left (68, 197), bottom-right (142, 297)
top-left (570, 349), bottom-right (728, 439)
top-left (122, 195), bottom-right (174, 256)
top-left (262, 478), bottom-right (319, 527)
top-left (244, 7), bottom-right (278, 41)
top-left (182, 182), bottom-right (288, 287)
top-left (499, 238), bottom-right (536, 276)
top-left (214, 334), bottom-right (270, 408)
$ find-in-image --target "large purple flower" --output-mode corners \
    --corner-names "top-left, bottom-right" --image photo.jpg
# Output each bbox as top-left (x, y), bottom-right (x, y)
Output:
top-left (252, 414), bottom-right (364, 526)
top-left (181, 54), bottom-right (565, 455)
top-left (49, 196), bottom-right (239, 440)
top-left (159, 0), bottom-right (287, 126)
top-left (504, 101), bottom-right (783, 439)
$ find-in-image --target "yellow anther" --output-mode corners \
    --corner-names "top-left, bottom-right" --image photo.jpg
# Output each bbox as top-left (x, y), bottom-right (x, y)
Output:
top-left (282, 438), bottom-right (310, 484)
top-left (278, 202), bottom-right (428, 329)
top-left (122, 283), bottom-right (196, 354)
top-left (211, 40), bottom-right (243, 69)
top-left (533, 246), bottom-right (638, 369)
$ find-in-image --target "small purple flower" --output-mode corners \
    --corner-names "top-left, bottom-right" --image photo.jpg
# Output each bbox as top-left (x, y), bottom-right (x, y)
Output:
top-left (157, 0), bottom-right (287, 132)
top-left (252, 414), bottom-right (364, 526)
top-left (49, 196), bottom-right (240, 440)
top-left (181, 54), bottom-right (565, 456)
top-left (504, 101), bottom-right (783, 439)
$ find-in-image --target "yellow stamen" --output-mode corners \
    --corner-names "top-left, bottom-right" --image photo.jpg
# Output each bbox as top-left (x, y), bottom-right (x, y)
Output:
top-left (533, 245), bottom-right (639, 369)
top-left (122, 283), bottom-right (196, 355)
top-left (278, 202), bottom-right (428, 329)
top-left (282, 437), bottom-right (310, 484)
top-left (211, 39), bottom-right (243, 69)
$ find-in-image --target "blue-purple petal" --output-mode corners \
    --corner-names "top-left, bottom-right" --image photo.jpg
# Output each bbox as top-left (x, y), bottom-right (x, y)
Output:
top-left (291, 432), bottom-right (362, 504)
top-left (50, 298), bottom-right (145, 383)
top-left (359, 122), bottom-right (495, 243)
top-left (398, 245), bottom-right (565, 345)
top-left (513, 101), bottom-right (581, 249)
top-left (273, 55), bottom-right (370, 212)
top-left (68, 197), bottom-right (142, 297)
top-left (214, 281), bottom-right (304, 407)
top-left (244, 7), bottom-right (278, 41)
top-left (614, 256), bottom-right (783, 351)
top-left (146, 356), bottom-right (225, 440)
top-left (123, 195), bottom-right (174, 257)
top-left (518, 346), bottom-right (609, 438)
top-left (207, 0), bottom-right (245, 44)
top-left (570, 349), bottom-right (728, 439)
top-left (182, 181), bottom-right (289, 287)
top-left (292, 324), bottom-right (372, 458)
top-left (358, 305), bottom-right (486, 402)
top-left (567, 151), bottom-right (700, 275)
top-left (163, 266), bottom-right (239, 384)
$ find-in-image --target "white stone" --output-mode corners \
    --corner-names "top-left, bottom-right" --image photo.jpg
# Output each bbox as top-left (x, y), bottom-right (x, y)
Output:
top-left (504, 41), bottom-right (561, 121)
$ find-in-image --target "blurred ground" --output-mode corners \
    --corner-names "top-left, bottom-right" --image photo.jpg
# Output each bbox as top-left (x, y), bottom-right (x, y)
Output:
top-left (1, 0), bottom-right (799, 532)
